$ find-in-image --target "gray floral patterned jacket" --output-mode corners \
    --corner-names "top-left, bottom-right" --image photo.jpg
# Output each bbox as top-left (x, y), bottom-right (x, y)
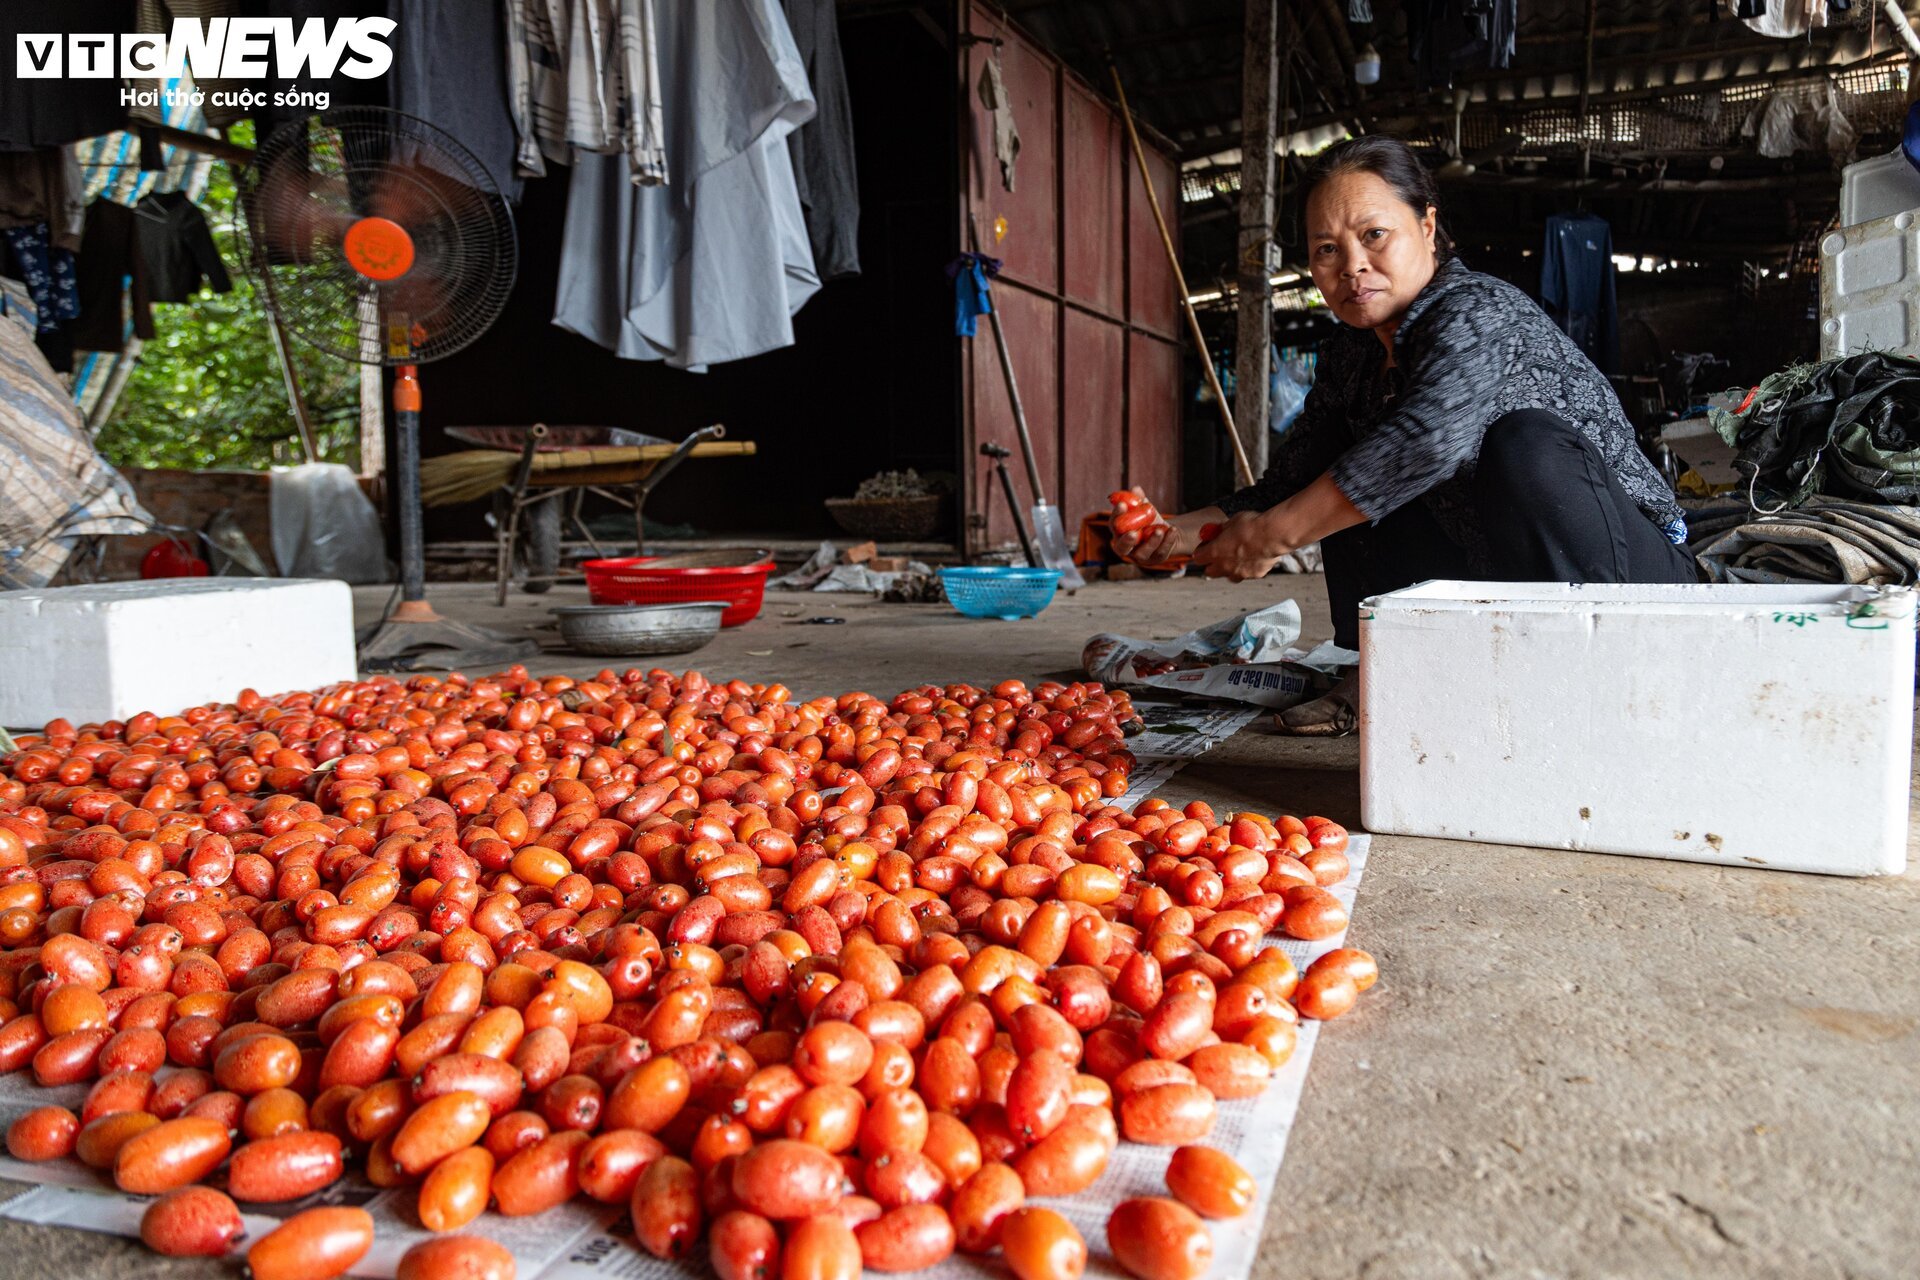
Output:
top-left (1217, 258), bottom-right (1682, 569)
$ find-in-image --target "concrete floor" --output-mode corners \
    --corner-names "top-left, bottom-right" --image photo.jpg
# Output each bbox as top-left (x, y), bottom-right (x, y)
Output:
top-left (5, 574), bottom-right (1916, 1279)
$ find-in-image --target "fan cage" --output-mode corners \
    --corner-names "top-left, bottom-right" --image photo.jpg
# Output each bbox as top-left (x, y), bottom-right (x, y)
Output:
top-left (233, 107), bottom-right (517, 367)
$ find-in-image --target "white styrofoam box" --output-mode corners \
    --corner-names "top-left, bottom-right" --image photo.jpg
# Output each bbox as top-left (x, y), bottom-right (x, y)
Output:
top-left (1358, 581), bottom-right (1915, 877)
top-left (0, 578), bottom-right (356, 728)
top-left (1819, 209), bottom-right (1920, 361)
top-left (1840, 149), bottom-right (1920, 228)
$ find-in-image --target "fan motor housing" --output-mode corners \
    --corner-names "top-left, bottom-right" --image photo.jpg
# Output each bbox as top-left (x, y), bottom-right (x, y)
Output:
top-left (344, 216), bottom-right (416, 281)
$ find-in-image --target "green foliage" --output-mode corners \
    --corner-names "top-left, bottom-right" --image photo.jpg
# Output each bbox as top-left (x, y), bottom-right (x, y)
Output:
top-left (94, 127), bottom-right (362, 472)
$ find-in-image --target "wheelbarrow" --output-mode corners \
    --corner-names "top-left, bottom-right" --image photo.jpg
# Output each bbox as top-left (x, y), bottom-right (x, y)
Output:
top-left (429, 424), bottom-right (756, 605)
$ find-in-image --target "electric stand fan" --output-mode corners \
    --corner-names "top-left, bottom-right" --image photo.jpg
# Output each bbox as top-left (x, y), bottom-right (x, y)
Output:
top-left (234, 106), bottom-right (538, 672)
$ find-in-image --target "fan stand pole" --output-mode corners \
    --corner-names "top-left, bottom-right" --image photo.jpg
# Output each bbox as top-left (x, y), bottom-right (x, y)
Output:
top-left (356, 362), bottom-right (541, 673)
top-left (391, 364), bottom-right (435, 618)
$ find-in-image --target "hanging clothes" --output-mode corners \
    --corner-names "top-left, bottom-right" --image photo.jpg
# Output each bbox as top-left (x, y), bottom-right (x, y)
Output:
top-left (506, 0), bottom-right (670, 185)
top-left (1741, 0), bottom-right (1823, 36)
top-left (133, 192), bottom-right (232, 303)
top-left (1405, 0), bottom-right (1515, 89)
top-left (553, 0), bottom-right (819, 370)
top-left (0, 223), bottom-right (80, 371)
top-left (0, 0), bottom-right (127, 150)
top-left (1539, 213), bottom-right (1619, 375)
top-left (388, 0), bottom-right (523, 199)
top-left (1486, 0), bottom-right (1516, 71)
top-left (129, 1), bottom-right (246, 129)
top-left (977, 55), bottom-right (1021, 192)
top-left (73, 200), bottom-right (158, 353)
top-left (246, 1), bottom-right (388, 145)
top-left (947, 251), bottom-right (999, 337)
top-left (783, 0), bottom-right (860, 280)
top-left (0, 147), bottom-right (85, 252)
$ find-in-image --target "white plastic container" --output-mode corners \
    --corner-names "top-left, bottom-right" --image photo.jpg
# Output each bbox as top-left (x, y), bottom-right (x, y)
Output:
top-left (0, 578), bottom-right (356, 728)
top-left (1840, 149), bottom-right (1920, 228)
top-left (1819, 209), bottom-right (1920, 361)
top-left (1358, 581), bottom-right (1915, 876)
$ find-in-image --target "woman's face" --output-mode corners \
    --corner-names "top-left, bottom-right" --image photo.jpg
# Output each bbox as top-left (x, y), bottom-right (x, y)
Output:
top-left (1306, 170), bottom-right (1439, 333)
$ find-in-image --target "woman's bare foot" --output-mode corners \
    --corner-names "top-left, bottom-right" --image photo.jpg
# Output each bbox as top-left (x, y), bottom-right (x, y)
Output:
top-left (1276, 671), bottom-right (1358, 737)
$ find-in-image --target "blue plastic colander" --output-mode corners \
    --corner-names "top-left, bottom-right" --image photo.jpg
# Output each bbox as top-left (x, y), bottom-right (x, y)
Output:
top-left (938, 566), bottom-right (1062, 620)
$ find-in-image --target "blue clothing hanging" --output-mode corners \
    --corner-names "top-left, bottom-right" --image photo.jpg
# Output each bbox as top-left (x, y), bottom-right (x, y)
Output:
top-left (1540, 212), bottom-right (1619, 375)
top-left (948, 251), bottom-right (999, 338)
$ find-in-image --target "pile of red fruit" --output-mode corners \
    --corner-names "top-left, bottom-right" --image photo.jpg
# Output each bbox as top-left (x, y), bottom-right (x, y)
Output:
top-left (0, 667), bottom-right (1373, 1280)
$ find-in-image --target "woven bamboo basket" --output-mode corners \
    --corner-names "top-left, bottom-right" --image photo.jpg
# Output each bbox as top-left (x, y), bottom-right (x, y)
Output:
top-left (824, 495), bottom-right (946, 539)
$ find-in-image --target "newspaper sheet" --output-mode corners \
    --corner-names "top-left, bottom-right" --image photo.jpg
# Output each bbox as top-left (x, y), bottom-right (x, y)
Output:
top-left (1084, 602), bottom-right (1355, 711)
top-left (0, 724), bottom-right (1370, 1280)
top-left (1113, 702), bottom-right (1262, 809)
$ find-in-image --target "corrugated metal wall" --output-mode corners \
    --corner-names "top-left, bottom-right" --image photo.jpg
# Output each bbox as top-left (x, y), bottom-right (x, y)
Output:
top-left (961, 1), bottom-right (1183, 555)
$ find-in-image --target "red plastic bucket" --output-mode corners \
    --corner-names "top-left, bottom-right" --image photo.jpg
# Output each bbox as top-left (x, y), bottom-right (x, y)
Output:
top-left (581, 551), bottom-right (775, 628)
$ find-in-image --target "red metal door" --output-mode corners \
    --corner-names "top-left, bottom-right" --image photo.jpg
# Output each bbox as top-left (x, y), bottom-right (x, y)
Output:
top-left (1062, 83), bottom-right (1123, 321)
top-left (1129, 147), bottom-right (1181, 341)
top-left (965, 4), bottom-right (1057, 292)
top-left (1128, 333), bottom-right (1182, 509)
top-left (961, 2), bottom-right (1181, 557)
top-left (1061, 309), bottom-right (1126, 527)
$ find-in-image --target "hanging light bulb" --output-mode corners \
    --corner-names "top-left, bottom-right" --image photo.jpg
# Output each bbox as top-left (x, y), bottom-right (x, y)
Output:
top-left (1354, 43), bottom-right (1381, 85)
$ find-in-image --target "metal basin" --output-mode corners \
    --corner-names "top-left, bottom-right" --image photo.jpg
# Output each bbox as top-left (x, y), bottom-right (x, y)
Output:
top-left (551, 602), bottom-right (726, 656)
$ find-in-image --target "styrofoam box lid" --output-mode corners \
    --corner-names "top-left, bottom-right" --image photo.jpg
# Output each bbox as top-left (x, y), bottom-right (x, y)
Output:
top-left (6, 579), bottom-right (288, 602)
top-left (1841, 149), bottom-right (1920, 228)
top-left (1364, 579), bottom-right (1914, 618)
top-left (0, 577), bottom-right (351, 609)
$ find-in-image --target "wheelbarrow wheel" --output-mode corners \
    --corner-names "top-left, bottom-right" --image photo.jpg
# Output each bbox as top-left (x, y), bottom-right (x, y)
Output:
top-left (521, 499), bottom-right (561, 595)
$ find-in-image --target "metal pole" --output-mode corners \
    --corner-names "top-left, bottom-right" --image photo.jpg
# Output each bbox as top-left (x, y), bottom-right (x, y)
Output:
top-left (1234, 0), bottom-right (1279, 482)
top-left (632, 424), bottom-right (726, 553)
top-left (392, 365), bottom-right (430, 611)
top-left (254, 264), bottom-right (319, 464)
top-left (262, 304), bottom-right (319, 464)
top-left (968, 215), bottom-right (1050, 504)
top-left (1578, 0), bottom-right (1598, 182)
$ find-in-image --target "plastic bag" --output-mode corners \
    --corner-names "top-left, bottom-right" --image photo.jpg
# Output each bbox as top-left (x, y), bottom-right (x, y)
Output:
top-left (1268, 353), bottom-right (1314, 436)
top-left (269, 463), bottom-right (388, 584)
top-left (1814, 83), bottom-right (1856, 160)
top-left (1754, 93), bottom-right (1802, 160)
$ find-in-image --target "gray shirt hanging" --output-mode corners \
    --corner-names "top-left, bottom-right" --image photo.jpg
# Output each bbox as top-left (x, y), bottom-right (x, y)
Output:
top-left (553, 0), bottom-right (821, 370)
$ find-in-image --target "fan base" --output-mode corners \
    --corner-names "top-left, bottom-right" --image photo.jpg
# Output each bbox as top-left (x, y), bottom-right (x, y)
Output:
top-left (358, 610), bottom-right (541, 674)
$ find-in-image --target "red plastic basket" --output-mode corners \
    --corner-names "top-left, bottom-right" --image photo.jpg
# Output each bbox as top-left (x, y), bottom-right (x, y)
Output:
top-left (581, 552), bottom-right (775, 627)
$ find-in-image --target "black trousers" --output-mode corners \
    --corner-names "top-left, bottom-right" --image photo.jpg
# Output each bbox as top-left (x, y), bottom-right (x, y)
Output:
top-left (1322, 409), bottom-right (1700, 649)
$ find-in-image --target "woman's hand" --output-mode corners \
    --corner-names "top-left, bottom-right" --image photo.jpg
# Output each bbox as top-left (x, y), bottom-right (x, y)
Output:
top-left (1190, 476), bottom-right (1367, 581)
top-left (1191, 509), bottom-right (1287, 581)
top-left (1110, 490), bottom-right (1224, 565)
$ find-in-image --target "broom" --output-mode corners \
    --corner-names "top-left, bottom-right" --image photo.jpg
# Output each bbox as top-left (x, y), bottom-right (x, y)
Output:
top-left (421, 442), bottom-right (758, 507)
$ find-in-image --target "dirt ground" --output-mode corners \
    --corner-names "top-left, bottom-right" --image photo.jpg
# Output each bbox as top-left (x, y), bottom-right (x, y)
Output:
top-left (3, 572), bottom-right (1915, 1279)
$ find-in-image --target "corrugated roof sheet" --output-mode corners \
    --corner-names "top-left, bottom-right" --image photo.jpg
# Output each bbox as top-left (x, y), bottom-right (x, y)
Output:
top-left (1003, 0), bottom-right (1909, 157)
